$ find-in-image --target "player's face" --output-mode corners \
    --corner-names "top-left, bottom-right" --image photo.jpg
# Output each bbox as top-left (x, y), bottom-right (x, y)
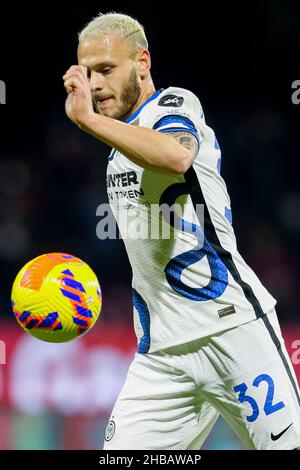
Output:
top-left (78, 34), bottom-right (142, 120)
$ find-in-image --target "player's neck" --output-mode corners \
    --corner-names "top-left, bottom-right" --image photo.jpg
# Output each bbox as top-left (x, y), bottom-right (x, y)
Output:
top-left (123, 78), bottom-right (156, 121)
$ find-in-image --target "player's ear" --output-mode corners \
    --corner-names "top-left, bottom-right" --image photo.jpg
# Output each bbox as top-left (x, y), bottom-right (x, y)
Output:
top-left (137, 49), bottom-right (151, 79)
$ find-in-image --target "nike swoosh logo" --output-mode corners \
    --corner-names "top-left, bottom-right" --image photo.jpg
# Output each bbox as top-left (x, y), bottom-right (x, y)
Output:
top-left (271, 423), bottom-right (293, 441)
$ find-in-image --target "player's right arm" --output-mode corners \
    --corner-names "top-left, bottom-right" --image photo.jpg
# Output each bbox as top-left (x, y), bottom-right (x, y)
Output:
top-left (168, 131), bottom-right (199, 158)
top-left (81, 115), bottom-right (198, 175)
top-left (63, 66), bottom-right (198, 176)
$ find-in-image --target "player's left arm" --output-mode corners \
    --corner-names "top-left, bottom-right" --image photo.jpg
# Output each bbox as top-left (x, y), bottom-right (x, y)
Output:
top-left (63, 65), bottom-right (198, 176)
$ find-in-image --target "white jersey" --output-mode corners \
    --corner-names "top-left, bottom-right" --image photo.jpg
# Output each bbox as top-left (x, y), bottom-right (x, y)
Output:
top-left (106, 87), bottom-right (276, 353)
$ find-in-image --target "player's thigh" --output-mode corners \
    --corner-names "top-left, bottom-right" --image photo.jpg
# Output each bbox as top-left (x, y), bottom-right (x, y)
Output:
top-left (204, 310), bottom-right (300, 449)
top-left (103, 351), bottom-right (218, 450)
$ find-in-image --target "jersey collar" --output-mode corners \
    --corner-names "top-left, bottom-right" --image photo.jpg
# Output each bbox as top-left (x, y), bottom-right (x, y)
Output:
top-left (125, 89), bottom-right (162, 124)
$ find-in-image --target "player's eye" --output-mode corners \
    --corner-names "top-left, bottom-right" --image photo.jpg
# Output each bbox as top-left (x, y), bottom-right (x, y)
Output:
top-left (102, 68), bottom-right (112, 75)
top-left (87, 69), bottom-right (91, 80)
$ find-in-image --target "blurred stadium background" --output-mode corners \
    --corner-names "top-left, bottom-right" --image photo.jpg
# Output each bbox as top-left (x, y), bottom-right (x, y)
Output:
top-left (0, 2), bottom-right (299, 449)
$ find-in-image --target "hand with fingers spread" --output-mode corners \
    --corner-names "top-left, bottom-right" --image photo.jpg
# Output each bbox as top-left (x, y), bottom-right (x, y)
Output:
top-left (63, 65), bottom-right (95, 127)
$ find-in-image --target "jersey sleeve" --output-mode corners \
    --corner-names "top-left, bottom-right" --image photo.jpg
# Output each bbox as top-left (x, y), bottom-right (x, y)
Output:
top-left (145, 88), bottom-right (204, 149)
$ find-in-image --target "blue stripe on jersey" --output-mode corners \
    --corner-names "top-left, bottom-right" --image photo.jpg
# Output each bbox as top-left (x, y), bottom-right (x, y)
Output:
top-left (225, 207), bottom-right (233, 224)
top-left (153, 115), bottom-right (199, 136)
top-left (214, 137), bottom-right (220, 149)
top-left (108, 149), bottom-right (117, 161)
top-left (132, 288), bottom-right (151, 353)
top-left (125, 89), bottom-right (162, 124)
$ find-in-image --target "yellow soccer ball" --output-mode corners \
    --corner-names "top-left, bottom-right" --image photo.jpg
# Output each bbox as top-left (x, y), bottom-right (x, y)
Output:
top-left (11, 253), bottom-right (102, 342)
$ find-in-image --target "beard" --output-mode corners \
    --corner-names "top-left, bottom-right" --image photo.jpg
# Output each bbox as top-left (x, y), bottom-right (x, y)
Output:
top-left (92, 67), bottom-right (141, 120)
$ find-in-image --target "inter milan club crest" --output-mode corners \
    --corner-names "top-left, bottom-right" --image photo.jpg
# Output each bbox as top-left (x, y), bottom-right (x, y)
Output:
top-left (105, 419), bottom-right (116, 442)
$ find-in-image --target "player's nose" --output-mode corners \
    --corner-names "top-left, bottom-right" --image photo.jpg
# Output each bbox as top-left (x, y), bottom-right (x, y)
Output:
top-left (89, 71), bottom-right (105, 92)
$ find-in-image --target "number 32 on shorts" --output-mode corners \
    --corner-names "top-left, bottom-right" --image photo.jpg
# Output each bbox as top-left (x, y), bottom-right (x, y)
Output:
top-left (233, 373), bottom-right (285, 422)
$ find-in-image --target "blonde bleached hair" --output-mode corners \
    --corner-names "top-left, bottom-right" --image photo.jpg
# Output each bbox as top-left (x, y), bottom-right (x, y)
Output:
top-left (78, 12), bottom-right (148, 52)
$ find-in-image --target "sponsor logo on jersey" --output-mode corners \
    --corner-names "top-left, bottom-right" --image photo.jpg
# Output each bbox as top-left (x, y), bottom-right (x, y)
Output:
top-left (104, 419), bottom-right (116, 441)
top-left (271, 423), bottom-right (293, 441)
top-left (106, 171), bottom-right (145, 202)
top-left (107, 171), bottom-right (139, 188)
top-left (158, 94), bottom-right (184, 107)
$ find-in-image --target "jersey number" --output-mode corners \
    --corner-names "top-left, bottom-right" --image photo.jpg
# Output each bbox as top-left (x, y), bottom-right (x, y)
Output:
top-left (159, 183), bottom-right (228, 301)
top-left (234, 373), bottom-right (285, 422)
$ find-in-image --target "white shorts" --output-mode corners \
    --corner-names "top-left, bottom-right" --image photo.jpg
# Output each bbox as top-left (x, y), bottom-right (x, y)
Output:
top-left (103, 309), bottom-right (300, 450)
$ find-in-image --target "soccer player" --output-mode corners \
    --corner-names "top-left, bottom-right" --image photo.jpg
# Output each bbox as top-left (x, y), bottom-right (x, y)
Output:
top-left (63, 12), bottom-right (300, 450)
